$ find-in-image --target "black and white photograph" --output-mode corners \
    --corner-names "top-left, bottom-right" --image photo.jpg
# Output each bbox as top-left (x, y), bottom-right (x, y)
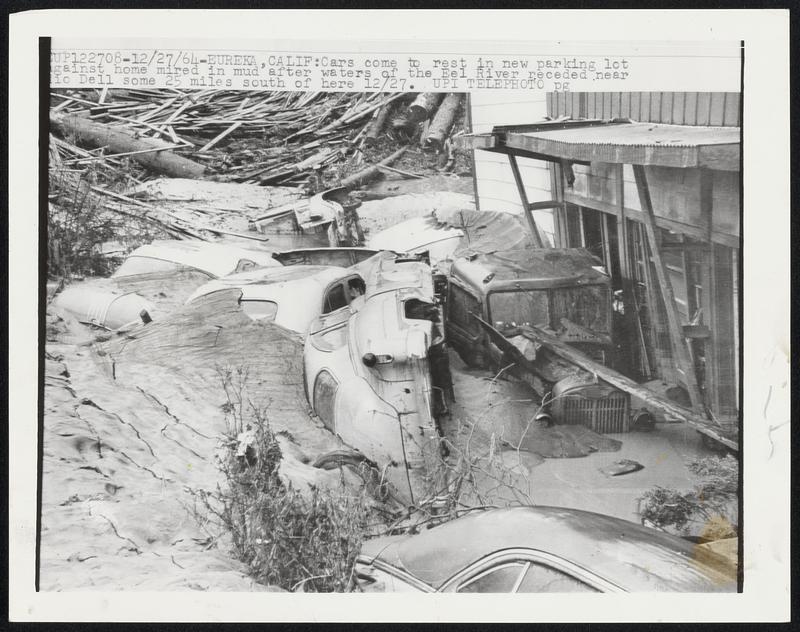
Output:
top-left (7, 9), bottom-right (791, 624)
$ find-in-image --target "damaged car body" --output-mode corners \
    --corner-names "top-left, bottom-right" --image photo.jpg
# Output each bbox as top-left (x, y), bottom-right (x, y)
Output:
top-left (303, 252), bottom-right (450, 505)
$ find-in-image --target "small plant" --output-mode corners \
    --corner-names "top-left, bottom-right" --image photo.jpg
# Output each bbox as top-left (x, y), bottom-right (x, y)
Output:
top-left (194, 367), bottom-right (373, 592)
top-left (638, 455), bottom-right (738, 538)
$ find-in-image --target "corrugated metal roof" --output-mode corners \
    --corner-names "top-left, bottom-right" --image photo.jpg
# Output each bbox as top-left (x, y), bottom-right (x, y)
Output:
top-left (459, 120), bottom-right (740, 171)
top-left (518, 122), bottom-right (739, 148)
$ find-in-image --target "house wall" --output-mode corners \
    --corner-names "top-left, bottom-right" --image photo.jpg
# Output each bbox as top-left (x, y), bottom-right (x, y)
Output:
top-left (547, 91), bottom-right (741, 127)
top-left (465, 92), bottom-right (741, 425)
top-left (567, 163), bottom-right (740, 244)
top-left (468, 92), bottom-right (555, 245)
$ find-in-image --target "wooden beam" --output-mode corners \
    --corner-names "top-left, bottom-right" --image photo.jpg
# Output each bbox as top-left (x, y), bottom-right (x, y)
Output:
top-left (476, 316), bottom-right (738, 450)
top-left (528, 200), bottom-right (562, 211)
top-left (615, 164), bottom-right (651, 378)
top-left (633, 165), bottom-right (707, 415)
top-left (562, 190), bottom-right (740, 248)
top-left (550, 161), bottom-right (568, 248)
top-left (507, 153), bottom-right (544, 248)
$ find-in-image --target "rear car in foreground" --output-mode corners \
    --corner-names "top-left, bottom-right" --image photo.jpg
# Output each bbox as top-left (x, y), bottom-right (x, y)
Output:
top-left (353, 506), bottom-right (737, 593)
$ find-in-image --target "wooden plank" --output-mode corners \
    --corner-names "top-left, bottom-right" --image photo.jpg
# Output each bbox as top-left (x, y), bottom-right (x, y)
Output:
top-left (528, 200), bottom-right (562, 210)
top-left (709, 93), bottom-right (726, 126)
top-left (630, 92), bottom-right (642, 121)
top-left (546, 92), bottom-right (554, 118)
top-left (611, 92), bottom-right (622, 119)
top-left (696, 92), bottom-right (712, 125)
top-left (549, 161), bottom-right (565, 247)
top-left (723, 92), bottom-right (741, 126)
top-left (474, 315), bottom-right (737, 450)
top-left (637, 220), bottom-right (669, 380)
top-left (684, 92), bottom-right (699, 126)
top-left (603, 92), bottom-right (613, 119)
top-left (640, 92), bottom-right (651, 123)
top-left (507, 153), bottom-right (545, 247)
top-left (571, 92), bottom-right (581, 117)
top-left (661, 92), bottom-right (674, 124)
top-left (587, 92), bottom-right (597, 118)
top-left (649, 92), bottom-right (661, 122)
top-left (672, 92), bottom-right (686, 125)
top-left (633, 164), bottom-right (706, 414)
top-left (620, 92), bottom-right (631, 119)
top-left (562, 190), bottom-right (740, 248)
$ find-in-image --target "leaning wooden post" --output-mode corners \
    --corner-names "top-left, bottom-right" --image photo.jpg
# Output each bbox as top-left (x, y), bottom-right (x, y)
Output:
top-left (507, 153), bottom-right (544, 248)
top-left (632, 164), bottom-right (706, 416)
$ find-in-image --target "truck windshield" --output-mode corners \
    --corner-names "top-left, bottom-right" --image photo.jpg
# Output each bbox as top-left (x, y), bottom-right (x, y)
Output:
top-left (488, 285), bottom-right (609, 332)
top-left (488, 290), bottom-right (549, 328)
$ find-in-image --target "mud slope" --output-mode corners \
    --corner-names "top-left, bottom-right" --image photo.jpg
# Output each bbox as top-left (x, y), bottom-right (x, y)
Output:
top-left (42, 286), bottom-right (347, 591)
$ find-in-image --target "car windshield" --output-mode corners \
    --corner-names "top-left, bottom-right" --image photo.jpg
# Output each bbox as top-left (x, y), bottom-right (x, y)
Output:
top-left (488, 285), bottom-right (609, 332)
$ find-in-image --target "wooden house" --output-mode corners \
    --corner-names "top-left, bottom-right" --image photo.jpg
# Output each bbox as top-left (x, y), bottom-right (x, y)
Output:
top-left (461, 92), bottom-right (740, 441)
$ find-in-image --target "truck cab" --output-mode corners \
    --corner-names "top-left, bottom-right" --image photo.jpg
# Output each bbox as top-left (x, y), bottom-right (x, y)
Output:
top-left (446, 248), bottom-right (631, 432)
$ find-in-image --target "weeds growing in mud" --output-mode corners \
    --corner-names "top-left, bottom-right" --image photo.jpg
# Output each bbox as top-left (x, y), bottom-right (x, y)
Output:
top-left (193, 367), bottom-right (372, 592)
top-left (47, 159), bottom-right (167, 280)
top-left (638, 454), bottom-right (738, 539)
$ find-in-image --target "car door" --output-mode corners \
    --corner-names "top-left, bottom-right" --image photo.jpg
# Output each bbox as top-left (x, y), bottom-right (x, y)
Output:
top-left (445, 282), bottom-right (484, 356)
top-left (439, 549), bottom-right (622, 593)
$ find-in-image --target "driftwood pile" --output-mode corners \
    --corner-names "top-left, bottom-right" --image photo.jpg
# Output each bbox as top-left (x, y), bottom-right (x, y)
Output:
top-left (49, 89), bottom-right (465, 189)
top-left (48, 89), bottom-right (467, 256)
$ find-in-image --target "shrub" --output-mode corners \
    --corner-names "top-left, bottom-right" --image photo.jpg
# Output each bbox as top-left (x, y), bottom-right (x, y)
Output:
top-left (638, 455), bottom-right (738, 538)
top-left (198, 367), bottom-right (372, 592)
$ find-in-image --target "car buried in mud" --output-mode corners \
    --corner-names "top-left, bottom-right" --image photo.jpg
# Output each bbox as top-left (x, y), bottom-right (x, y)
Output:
top-left (303, 252), bottom-right (450, 506)
top-left (353, 506), bottom-right (737, 593)
top-left (186, 263), bottom-right (370, 336)
top-left (445, 247), bottom-right (634, 433)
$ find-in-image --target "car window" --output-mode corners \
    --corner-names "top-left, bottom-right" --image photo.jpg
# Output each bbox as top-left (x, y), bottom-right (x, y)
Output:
top-left (235, 258), bottom-right (259, 274)
top-left (516, 562), bottom-right (599, 593)
top-left (448, 285), bottom-right (481, 335)
top-left (455, 562), bottom-right (526, 593)
top-left (323, 283), bottom-right (348, 314)
top-left (240, 299), bottom-right (278, 322)
top-left (312, 370), bottom-right (338, 431)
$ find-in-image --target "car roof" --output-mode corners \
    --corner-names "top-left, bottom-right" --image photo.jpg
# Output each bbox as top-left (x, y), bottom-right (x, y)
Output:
top-left (186, 265), bottom-right (339, 303)
top-left (115, 239), bottom-right (280, 278)
top-left (450, 248), bottom-right (609, 294)
top-left (368, 215), bottom-right (464, 254)
top-left (360, 506), bottom-right (736, 592)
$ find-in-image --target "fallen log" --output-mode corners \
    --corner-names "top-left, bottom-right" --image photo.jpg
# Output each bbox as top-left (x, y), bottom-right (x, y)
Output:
top-left (407, 92), bottom-right (443, 123)
top-left (425, 93), bottom-right (462, 150)
top-left (50, 113), bottom-right (207, 179)
top-left (339, 146), bottom-right (408, 188)
top-left (364, 100), bottom-right (393, 147)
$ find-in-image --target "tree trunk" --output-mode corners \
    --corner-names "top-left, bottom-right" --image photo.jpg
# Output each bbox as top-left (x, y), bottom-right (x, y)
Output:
top-left (339, 146), bottom-right (408, 188)
top-left (406, 92), bottom-right (443, 124)
top-left (50, 113), bottom-right (207, 179)
top-left (364, 101), bottom-right (393, 147)
top-left (424, 93), bottom-right (462, 150)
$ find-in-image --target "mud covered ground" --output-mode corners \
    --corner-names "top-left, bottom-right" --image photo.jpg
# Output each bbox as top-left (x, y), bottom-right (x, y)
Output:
top-left (41, 184), bottom-right (723, 591)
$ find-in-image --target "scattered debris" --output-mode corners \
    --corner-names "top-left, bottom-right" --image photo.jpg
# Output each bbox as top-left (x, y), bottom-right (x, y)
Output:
top-left (601, 459), bottom-right (645, 477)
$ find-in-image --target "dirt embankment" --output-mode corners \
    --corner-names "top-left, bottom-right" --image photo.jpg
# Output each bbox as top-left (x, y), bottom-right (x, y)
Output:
top-left (42, 277), bottom-right (351, 591)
